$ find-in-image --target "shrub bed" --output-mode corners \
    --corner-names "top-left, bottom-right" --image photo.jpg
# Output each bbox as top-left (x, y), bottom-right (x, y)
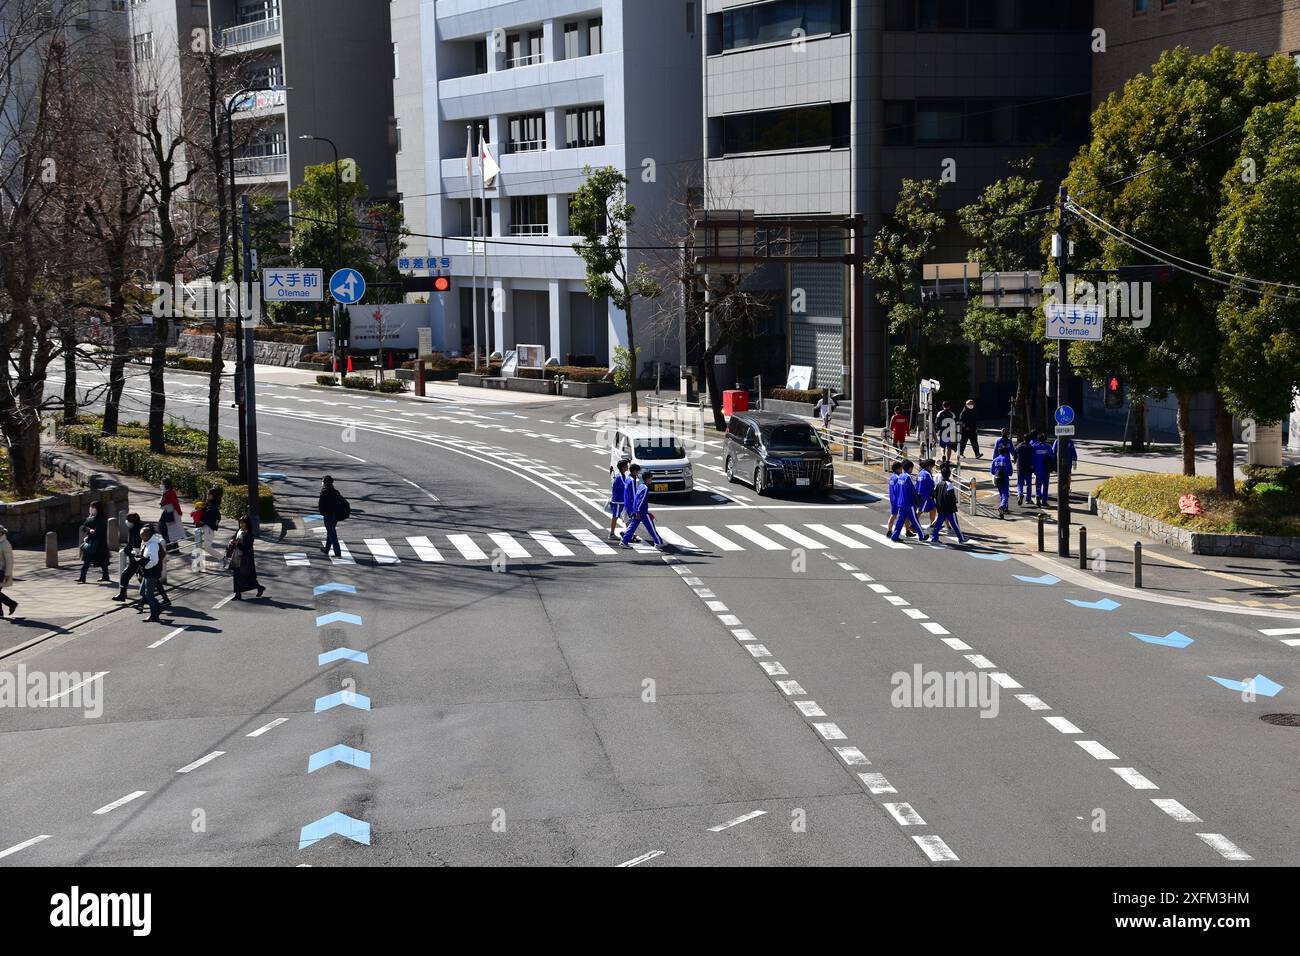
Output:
top-left (377, 379), bottom-right (406, 393)
top-left (766, 387), bottom-right (822, 403)
top-left (543, 365), bottom-right (609, 383)
top-left (55, 417), bottom-right (274, 521)
top-left (1096, 470), bottom-right (1300, 537)
top-left (316, 374), bottom-right (339, 386)
top-left (178, 357), bottom-right (212, 372)
top-left (342, 376), bottom-right (376, 391)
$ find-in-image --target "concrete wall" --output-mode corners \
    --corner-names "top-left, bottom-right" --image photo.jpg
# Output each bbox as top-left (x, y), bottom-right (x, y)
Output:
top-left (0, 452), bottom-right (132, 546)
top-left (178, 332), bottom-right (308, 366)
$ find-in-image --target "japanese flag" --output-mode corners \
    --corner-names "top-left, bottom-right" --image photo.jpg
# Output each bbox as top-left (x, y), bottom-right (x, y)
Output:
top-left (480, 140), bottom-right (499, 188)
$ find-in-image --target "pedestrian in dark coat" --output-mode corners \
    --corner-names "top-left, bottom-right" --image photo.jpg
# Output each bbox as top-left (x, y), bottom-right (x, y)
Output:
top-left (228, 516), bottom-right (266, 600)
top-left (77, 502), bottom-right (111, 583)
top-left (0, 524), bottom-right (17, 618)
top-left (318, 475), bottom-right (346, 558)
top-left (958, 399), bottom-right (981, 458)
top-left (114, 513), bottom-right (143, 601)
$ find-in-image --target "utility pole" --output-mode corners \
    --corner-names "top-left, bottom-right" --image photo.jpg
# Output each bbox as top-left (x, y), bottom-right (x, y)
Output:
top-left (1054, 186), bottom-right (1072, 558)
top-left (241, 194), bottom-right (261, 535)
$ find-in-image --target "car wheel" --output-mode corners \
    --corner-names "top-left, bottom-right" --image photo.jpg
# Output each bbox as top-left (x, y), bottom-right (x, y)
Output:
top-left (754, 468), bottom-right (766, 495)
top-left (725, 456), bottom-right (736, 483)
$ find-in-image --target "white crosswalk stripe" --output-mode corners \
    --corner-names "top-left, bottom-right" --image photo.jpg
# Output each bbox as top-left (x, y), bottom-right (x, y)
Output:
top-left (529, 530), bottom-right (574, 556)
top-left (687, 526), bottom-right (744, 551)
top-left (725, 524), bottom-right (786, 550)
top-left (487, 533), bottom-right (531, 559)
top-left (804, 524), bottom-right (871, 549)
top-left (843, 523), bottom-right (912, 549)
top-left (447, 534), bottom-right (489, 560)
top-left (364, 539), bottom-right (401, 564)
top-left (330, 542), bottom-right (356, 565)
top-left (406, 536), bottom-right (444, 562)
top-left (765, 524), bottom-right (826, 549)
top-left (570, 528), bottom-right (618, 555)
top-left (656, 527), bottom-right (701, 551)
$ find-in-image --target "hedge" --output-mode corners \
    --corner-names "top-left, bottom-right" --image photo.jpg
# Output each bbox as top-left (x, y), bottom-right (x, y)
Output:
top-left (766, 387), bottom-right (822, 403)
top-left (544, 365), bottom-right (609, 383)
top-left (315, 374), bottom-right (340, 386)
top-left (1096, 472), bottom-right (1300, 537)
top-left (178, 357), bottom-right (212, 372)
top-left (55, 418), bottom-right (274, 522)
top-left (377, 378), bottom-right (406, 393)
top-left (342, 376), bottom-right (375, 391)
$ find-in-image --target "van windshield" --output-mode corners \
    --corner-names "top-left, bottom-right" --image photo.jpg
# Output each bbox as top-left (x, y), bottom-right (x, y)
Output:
top-left (762, 424), bottom-right (824, 452)
top-left (635, 439), bottom-right (686, 460)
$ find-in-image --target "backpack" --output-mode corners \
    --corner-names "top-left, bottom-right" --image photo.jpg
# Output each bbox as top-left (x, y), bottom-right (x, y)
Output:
top-left (937, 480), bottom-right (959, 514)
top-left (336, 495), bottom-right (351, 521)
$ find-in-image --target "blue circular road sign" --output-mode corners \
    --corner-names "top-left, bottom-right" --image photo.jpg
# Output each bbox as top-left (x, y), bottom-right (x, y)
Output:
top-left (1055, 405), bottom-right (1075, 426)
top-left (330, 268), bottom-right (366, 305)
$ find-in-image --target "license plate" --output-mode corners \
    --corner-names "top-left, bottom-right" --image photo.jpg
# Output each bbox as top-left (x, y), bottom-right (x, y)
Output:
top-left (653, 483), bottom-right (669, 492)
top-left (796, 478), bottom-right (810, 487)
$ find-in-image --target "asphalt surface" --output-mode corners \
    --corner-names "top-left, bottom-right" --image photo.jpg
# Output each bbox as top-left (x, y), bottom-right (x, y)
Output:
top-left (1, 363), bottom-right (1296, 866)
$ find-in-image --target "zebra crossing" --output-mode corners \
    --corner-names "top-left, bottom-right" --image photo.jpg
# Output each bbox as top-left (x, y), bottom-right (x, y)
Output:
top-left (287, 519), bottom-right (915, 568)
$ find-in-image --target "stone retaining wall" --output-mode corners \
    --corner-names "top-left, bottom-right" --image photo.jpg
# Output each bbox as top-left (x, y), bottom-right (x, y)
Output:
top-left (0, 450), bottom-right (130, 545)
top-left (1096, 497), bottom-right (1300, 559)
top-left (178, 332), bottom-right (308, 368)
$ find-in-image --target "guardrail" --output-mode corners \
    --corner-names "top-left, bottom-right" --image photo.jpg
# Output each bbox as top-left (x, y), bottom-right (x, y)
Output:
top-left (233, 153), bottom-right (288, 178)
top-left (221, 16), bottom-right (281, 48)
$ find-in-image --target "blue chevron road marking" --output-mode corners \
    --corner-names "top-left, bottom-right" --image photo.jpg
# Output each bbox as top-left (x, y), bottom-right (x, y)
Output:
top-left (313, 582), bottom-right (357, 596)
top-left (314, 691), bottom-right (371, 713)
top-left (317, 648), bottom-right (369, 666)
top-left (1131, 630), bottom-right (1194, 649)
top-left (1066, 598), bottom-right (1121, 611)
top-left (1208, 674), bottom-right (1284, 697)
top-left (967, 551), bottom-right (1011, 561)
top-left (298, 812), bottom-right (370, 850)
top-left (1014, 573), bottom-right (1060, 585)
top-left (315, 612), bottom-right (362, 627)
top-left (307, 745), bottom-right (372, 773)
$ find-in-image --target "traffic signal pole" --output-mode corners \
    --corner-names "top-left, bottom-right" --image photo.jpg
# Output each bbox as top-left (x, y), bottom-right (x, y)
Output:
top-left (1054, 187), bottom-right (1072, 558)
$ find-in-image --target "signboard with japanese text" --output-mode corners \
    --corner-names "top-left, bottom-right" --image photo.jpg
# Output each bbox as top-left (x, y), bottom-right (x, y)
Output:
top-left (263, 268), bottom-right (324, 302)
top-left (1045, 303), bottom-right (1103, 341)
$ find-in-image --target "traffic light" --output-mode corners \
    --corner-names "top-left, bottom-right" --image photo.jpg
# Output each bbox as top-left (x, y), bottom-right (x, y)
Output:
top-left (337, 307), bottom-right (351, 346)
top-left (433, 275), bottom-right (451, 293)
top-left (1104, 373), bottom-right (1124, 409)
top-left (1117, 264), bottom-right (1174, 284)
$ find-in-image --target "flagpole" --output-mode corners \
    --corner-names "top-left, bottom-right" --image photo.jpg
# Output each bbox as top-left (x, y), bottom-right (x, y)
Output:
top-left (479, 123), bottom-right (490, 359)
top-left (467, 125), bottom-right (478, 370)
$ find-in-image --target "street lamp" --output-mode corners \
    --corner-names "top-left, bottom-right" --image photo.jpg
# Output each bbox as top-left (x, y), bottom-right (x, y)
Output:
top-left (298, 134), bottom-right (343, 384)
top-left (223, 84), bottom-right (290, 531)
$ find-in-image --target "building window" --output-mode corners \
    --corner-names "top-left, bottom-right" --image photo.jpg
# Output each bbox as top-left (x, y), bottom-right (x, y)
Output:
top-left (510, 196), bottom-right (548, 236)
top-left (237, 0), bottom-right (280, 24)
top-left (507, 112), bottom-right (547, 152)
top-left (565, 106), bottom-right (605, 149)
top-left (588, 18), bottom-right (602, 54)
top-left (1134, 0), bottom-right (1148, 12)
top-left (564, 22), bottom-right (580, 59)
top-left (721, 0), bottom-right (850, 52)
top-left (132, 31), bottom-right (154, 62)
top-left (883, 100), bottom-right (913, 146)
top-left (720, 103), bottom-right (849, 154)
top-left (394, 120), bottom-right (402, 154)
top-left (473, 39), bottom-right (488, 74)
top-left (507, 29), bottom-right (544, 68)
top-left (468, 198), bottom-right (493, 236)
top-left (392, 42), bottom-right (399, 79)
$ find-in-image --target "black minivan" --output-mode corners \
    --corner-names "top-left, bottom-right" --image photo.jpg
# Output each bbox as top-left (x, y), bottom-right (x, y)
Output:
top-left (723, 411), bottom-right (834, 495)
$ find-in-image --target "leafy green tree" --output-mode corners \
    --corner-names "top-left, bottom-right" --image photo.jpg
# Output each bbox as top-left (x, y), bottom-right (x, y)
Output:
top-left (570, 165), bottom-right (662, 415)
top-left (1213, 99), bottom-right (1300, 426)
top-left (868, 179), bottom-right (948, 390)
top-left (1061, 45), bottom-right (1299, 493)
top-left (957, 160), bottom-right (1046, 436)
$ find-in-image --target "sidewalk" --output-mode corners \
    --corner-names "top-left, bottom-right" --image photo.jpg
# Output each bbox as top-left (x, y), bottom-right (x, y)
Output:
top-left (0, 444), bottom-right (294, 658)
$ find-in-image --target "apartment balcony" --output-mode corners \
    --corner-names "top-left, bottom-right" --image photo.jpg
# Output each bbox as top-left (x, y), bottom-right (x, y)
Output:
top-left (234, 153), bottom-right (289, 181)
top-left (439, 51), bottom-right (611, 120)
top-left (438, 143), bottom-right (621, 198)
top-left (230, 87), bottom-right (287, 120)
top-left (220, 16), bottom-right (282, 53)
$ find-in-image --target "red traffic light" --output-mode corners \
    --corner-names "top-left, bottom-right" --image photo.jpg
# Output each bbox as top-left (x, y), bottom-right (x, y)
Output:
top-left (1108, 376), bottom-right (1120, 392)
top-left (433, 275), bottom-right (451, 293)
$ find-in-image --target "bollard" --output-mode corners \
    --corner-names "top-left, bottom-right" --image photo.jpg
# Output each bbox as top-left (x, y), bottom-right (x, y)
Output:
top-left (46, 530), bottom-right (59, 568)
top-left (414, 359), bottom-right (426, 397)
top-left (107, 516), bottom-right (119, 551)
top-left (1133, 541), bottom-right (1142, 589)
top-left (1078, 526), bottom-right (1087, 570)
top-left (968, 479), bottom-right (977, 516)
top-left (1037, 513), bottom-right (1045, 553)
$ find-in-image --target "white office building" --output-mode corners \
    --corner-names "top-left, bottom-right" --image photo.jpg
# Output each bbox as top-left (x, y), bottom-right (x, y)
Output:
top-left (391, 0), bottom-right (703, 365)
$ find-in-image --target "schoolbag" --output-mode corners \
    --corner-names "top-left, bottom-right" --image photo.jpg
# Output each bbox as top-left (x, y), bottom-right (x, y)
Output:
top-left (937, 481), bottom-right (959, 514)
top-left (336, 495), bottom-right (351, 521)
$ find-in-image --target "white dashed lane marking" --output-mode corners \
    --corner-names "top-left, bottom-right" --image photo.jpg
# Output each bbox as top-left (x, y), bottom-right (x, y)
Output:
top-left (708, 810), bottom-right (767, 832)
top-left (93, 791), bottom-right (148, 815)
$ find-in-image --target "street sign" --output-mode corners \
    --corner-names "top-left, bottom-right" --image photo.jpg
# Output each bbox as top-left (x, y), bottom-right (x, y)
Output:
top-left (330, 268), bottom-right (366, 305)
top-left (1045, 303), bottom-right (1103, 341)
top-left (263, 268), bottom-right (324, 302)
top-left (1055, 405), bottom-right (1075, 426)
top-left (1055, 424), bottom-right (1075, 437)
top-left (418, 327), bottom-right (432, 356)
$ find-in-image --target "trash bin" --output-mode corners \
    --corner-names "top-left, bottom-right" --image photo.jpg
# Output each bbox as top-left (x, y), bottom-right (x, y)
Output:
top-left (723, 389), bottom-right (749, 417)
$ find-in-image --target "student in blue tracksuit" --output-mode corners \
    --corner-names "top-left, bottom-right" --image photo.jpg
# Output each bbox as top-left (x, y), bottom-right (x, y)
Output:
top-left (1015, 434), bottom-right (1034, 506)
top-left (991, 451), bottom-right (1013, 517)
top-left (993, 428), bottom-right (1015, 461)
top-left (885, 460), bottom-right (904, 536)
top-left (1052, 436), bottom-right (1078, 472)
top-left (621, 466), bottom-right (664, 550)
top-left (890, 460), bottom-right (925, 542)
top-left (916, 458), bottom-right (937, 535)
top-left (1031, 432), bottom-right (1052, 506)
top-left (607, 458), bottom-right (631, 540)
top-left (930, 465), bottom-right (967, 543)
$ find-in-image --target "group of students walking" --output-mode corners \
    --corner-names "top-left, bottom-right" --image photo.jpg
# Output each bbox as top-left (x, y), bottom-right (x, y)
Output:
top-left (886, 459), bottom-right (967, 544)
top-left (607, 459), bottom-right (666, 550)
top-left (988, 429), bottom-right (1077, 517)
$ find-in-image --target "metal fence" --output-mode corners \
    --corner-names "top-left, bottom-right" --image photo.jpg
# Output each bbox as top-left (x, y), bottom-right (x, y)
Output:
top-left (221, 16), bottom-right (281, 48)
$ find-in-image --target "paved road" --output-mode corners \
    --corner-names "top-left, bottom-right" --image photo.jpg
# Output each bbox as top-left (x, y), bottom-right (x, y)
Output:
top-left (1, 365), bottom-right (1294, 865)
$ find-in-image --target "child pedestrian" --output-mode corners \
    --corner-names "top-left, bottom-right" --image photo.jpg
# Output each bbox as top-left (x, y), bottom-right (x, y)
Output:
top-left (890, 460), bottom-right (925, 542)
top-left (991, 450), bottom-right (1013, 517)
top-left (1031, 432), bottom-right (1052, 506)
top-left (931, 465), bottom-right (967, 544)
top-left (607, 458), bottom-right (631, 540)
top-left (885, 460), bottom-right (904, 536)
top-left (916, 458), bottom-right (937, 535)
top-left (1015, 434), bottom-right (1034, 506)
top-left (621, 466), bottom-right (664, 550)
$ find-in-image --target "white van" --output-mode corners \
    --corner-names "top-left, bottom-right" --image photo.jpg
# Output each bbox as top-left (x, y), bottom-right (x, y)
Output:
top-left (609, 426), bottom-right (694, 495)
